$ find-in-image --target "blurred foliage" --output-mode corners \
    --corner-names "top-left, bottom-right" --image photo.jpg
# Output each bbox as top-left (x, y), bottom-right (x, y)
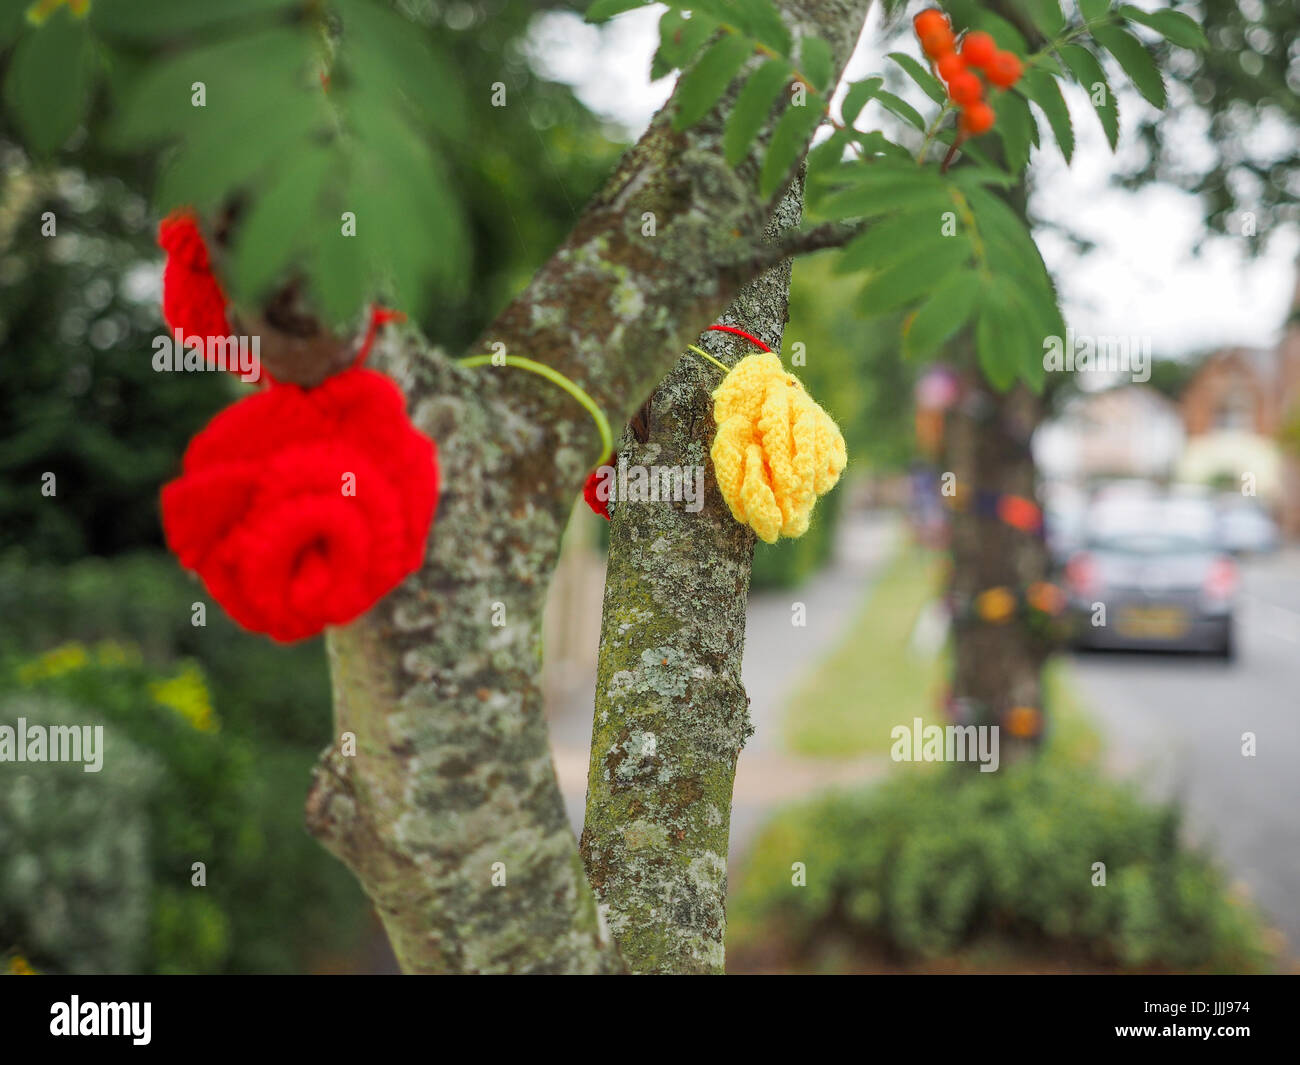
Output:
top-left (0, 692), bottom-right (158, 973)
top-left (1118, 0), bottom-right (1299, 253)
top-left (0, 0), bottom-right (624, 328)
top-left (0, 637), bottom-right (368, 974)
top-left (787, 255), bottom-right (916, 470)
top-left (0, 156), bottom-right (233, 561)
top-left (0, 551), bottom-right (331, 747)
top-left (730, 758), bottom-right (1274, 972)
top-left (0, 2), bottom-right (623, 563)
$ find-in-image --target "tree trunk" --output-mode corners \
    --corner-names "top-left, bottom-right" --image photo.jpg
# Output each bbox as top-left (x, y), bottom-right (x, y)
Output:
top-left (580, 181), bottom-right (802, 975)
top-left (303, 0), bottom-right (875, 973)
top-left (945, 375), bottom-right (1049, 757)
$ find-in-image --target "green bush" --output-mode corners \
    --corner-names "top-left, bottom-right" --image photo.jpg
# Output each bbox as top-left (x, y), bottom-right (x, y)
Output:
top-left (0, 694), bottom-right (158, 973)
top-left (0, 641), bottom-right (368, 973)
top-left (729, 761), bottom-right (1273, 972)
top-left (0, 550), bottom-right (331, 747)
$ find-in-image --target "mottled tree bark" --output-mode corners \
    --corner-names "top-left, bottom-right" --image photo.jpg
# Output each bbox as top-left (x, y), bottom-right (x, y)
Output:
top-left (580, 182), bottom-right (802, 975)
top-left (304, 0), bottom-right (875, 973)
top-left (945, 376), bottom-right (1050, 758)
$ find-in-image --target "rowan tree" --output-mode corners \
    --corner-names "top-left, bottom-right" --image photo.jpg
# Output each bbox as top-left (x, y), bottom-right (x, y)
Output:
top-left (0, 0), bottom-right (1202, 973)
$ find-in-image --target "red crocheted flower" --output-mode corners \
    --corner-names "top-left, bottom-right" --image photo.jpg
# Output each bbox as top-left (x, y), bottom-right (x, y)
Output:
top-left (161, 368), bottom-right (439, 642)
top-left (158, 210), bottom-right (233, 354)
top-left (584, 455), bottom-right (613, 520)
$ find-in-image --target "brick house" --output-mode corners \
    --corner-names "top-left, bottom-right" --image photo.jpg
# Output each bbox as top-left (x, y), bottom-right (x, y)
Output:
top-left (1177, 273), bottom-right (1300, 536)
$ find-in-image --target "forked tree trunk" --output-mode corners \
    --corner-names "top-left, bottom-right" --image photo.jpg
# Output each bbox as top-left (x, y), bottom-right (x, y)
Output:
top-left (304, 1), bottom-right (875, 973)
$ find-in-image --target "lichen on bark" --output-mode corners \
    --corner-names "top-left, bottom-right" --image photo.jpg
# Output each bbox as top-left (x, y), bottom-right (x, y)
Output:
top-left (580, 181), bottom-right (802, 974)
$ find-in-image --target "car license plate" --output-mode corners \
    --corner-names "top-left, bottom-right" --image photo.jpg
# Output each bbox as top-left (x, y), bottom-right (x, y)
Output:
top-left (1116, 606), bottom-right (1189, 639)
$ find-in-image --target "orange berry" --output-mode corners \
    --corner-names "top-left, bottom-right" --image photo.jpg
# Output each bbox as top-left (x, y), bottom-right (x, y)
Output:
top-left (913, 10), bottom-right (949, 39)
top-left (987, 50), bottom-right (1023, 88)
top-left (948, 70), bottom-right (983, 106)
top-left (960, 31), bottom-right (997, 69)
top-left (920, 26), bottom-right (956, 58)
top-left (960, 101), bottom-right (995, 136)
top-left (936, 52), bottom-right (966, 82)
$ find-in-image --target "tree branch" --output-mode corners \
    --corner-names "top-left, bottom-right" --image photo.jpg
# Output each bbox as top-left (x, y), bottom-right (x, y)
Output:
top-left (307, 0), bottom-right (877, 974)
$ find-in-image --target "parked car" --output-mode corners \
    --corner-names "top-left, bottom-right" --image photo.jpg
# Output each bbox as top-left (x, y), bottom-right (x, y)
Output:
top-left (1215, 500), bottom-right (1279, 555)
top-left (1067, 497), bottom-right (1237, 658)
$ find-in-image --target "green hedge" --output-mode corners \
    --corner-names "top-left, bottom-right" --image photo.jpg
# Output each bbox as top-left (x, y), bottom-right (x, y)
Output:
top-left (0, 629), bottom-right (369, 973)
top-left (729, 761), bottom-right (1273, 972)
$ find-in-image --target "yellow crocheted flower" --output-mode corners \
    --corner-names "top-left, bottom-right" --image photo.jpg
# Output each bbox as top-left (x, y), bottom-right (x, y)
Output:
top-left (710, 353), bottom-right (847, 544)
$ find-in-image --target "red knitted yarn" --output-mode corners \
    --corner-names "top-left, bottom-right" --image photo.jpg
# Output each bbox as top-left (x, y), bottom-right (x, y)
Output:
top-left (583, 455), bottom-right (613, 520)
top-left (158, 210), bottom-right (233, 353)
top-left (161, 368), bottom-right (439, 642)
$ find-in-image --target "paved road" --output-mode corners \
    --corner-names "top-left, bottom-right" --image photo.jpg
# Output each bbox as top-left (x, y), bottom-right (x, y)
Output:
top-left (1069, 548), bottom-right (1300, 956)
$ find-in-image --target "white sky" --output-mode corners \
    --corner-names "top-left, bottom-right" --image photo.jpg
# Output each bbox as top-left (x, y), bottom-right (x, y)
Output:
top-left (526, 5), bottom-right (1299, 360)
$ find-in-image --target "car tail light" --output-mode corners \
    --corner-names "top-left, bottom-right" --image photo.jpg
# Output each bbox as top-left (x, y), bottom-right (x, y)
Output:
top-left (1204, 557), bottom-right (1238, 601)
top-left (1066, 552), bottom-right (1098, 598)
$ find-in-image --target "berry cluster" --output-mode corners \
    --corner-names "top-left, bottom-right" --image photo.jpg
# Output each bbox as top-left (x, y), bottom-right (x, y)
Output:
top-left (913, 8), bottom-right (1023, 138)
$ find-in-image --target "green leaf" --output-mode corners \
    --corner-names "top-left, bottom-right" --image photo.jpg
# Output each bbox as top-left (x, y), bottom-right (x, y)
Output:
top-left (976, 282), bottom-right (1025, 391)
top-left (798, 35), bottom-right (833, 93)
top-left (88, 0), bottom-right (300, 40)
top-left (719, 0), bottom-right (791, 57)
top-left (841, 76), bottom-right (882, 125)
top-left (107, 27), bottom-right (314, 148)
top-left (1022, 0), bottom-right (1065, 37)
top-left (672, 32), bottom-right (755, 131)
top-left (1019, 70), bottom-right (1073, 164)
top-left (1078, 0), bottom-right (1111, 23)
top-left (835, 208), bottom-right (959, 275)
top-left (992, 90), bottom-right (1035, 171)
top-left (1058, 43), bottom-right (1119, 150)
top-left (4, 9), bottom-right (93, 154)
top-left (152, 90), bottom-right (327, 213)
top-left (759, 95), bottom-right (825, 197)
top-left (1092, 23), bottom-right (1166, 108)
top-left (338, 0), bottom-right (466, 141)
top-left (858, 235), bottom-right (971, 317)
top-left (886, 52), bottom-right (945, 106)
top-left (904, 272), bottom-right (982, 358)
top-left (228, 147), bottom-right (331, 303)
top-left (724, 59), bottom-right (791, 165)
top-left (1118, 5), bottom-right (1208, 51)
top-left (586, 0), bottom-right (650, 21)
top-left (653, 9), bottom-right (718, 79)
top-left (950, 165), bottom-right (1017, 191)
top-left (874, 89), bottom-right (926, 132)
top-left (970, 11), bottom-right (1027, 52)
top-left (817, 177), bottom-right (949, 222)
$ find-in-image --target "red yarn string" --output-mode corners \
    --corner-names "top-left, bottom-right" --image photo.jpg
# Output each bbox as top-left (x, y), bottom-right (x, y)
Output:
top-left (705, 323), bottom-right (772, 353)
top-left (352, 305), bottom-right (407, 368)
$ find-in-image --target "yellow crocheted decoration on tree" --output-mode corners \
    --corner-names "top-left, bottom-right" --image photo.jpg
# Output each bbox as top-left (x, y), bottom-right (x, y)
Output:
top-left (710, 352), bottom-right (847, 544)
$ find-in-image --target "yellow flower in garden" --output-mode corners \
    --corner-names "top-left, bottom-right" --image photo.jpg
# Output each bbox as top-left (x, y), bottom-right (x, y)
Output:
top-left (7, 953), bottom-right (36, 975)
top-left (149, 665), bottom-right (218, 733)
top-left (710, 353), bottom-right (847, 544)
top-left (26, 0), bottom-right (90, 25)
top-left (974, 586), bottom-right (1016, 623)
top-left (17, 641), bottom-right (89, 684)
